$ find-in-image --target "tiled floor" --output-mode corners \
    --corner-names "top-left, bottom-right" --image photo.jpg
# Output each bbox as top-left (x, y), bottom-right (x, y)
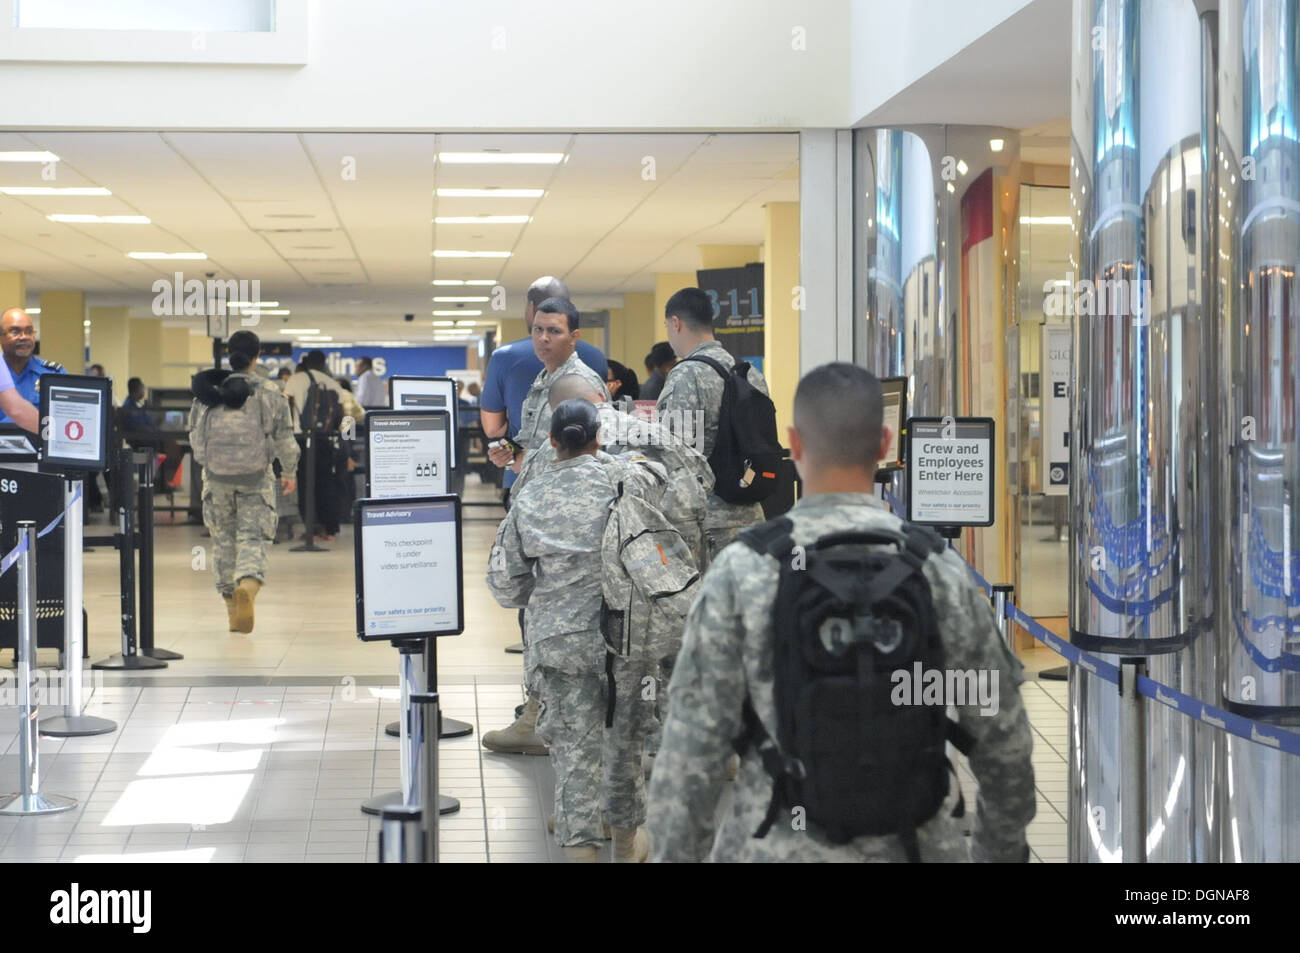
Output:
top-left (0, 475), bottom-right (1071, 862)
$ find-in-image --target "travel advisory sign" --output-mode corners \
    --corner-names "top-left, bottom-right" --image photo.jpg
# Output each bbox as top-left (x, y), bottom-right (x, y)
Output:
top-left (905, 417), bottom-right (995, 527)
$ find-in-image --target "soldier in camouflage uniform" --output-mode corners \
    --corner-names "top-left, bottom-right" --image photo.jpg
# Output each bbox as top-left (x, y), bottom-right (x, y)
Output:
top-left (647, 363), bottom-right (1035, 862)
top-left (488, 400), bottom-right (656, 863)
top-left (657, 287), bottom-right (771, 568)
top-left (190, 331), bottom-right (299, 635)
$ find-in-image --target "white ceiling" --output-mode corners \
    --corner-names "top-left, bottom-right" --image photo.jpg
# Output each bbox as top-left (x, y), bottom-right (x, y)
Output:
top-left (0, 132), bottom-right (798, 344)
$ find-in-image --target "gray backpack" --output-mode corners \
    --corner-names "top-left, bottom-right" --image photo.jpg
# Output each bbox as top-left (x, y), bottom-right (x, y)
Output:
top-left (192, 377), bottom-right (272, 477)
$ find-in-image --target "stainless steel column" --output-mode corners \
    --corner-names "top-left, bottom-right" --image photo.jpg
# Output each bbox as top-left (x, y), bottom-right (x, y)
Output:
top-left (0, 523), bottom-right (77, 816)
top-left (1217, 0), bottom-right (1300, 862)
top-left (1068, 0), bottom-right (1219, 862)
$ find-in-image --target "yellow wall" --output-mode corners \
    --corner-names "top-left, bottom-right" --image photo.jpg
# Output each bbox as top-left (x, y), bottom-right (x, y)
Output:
top-left (699, 245), bottom-right (761, 270)
top-left (654, 273), bottom-right (695, 336)
top-left (0, 272), bottom-right (25, 314)
top-left (497, 318), bottom-right (527, 345)
top-left (607, 306), bottom-right (626, 365)
top-left (88, 306), bottom-right (131, 385)
top-left (763, 203), bottom-right (800, 437)
top-left (161, 326), bottom-right (193, 388)
top-left (189, 331), bottom-right (213, 368)
top-left (36, 290), bottom-right (84, 373)
top-left (129, 319), bottom-right (163, 396)
top-left (620, 292), bottom-right (656, 369)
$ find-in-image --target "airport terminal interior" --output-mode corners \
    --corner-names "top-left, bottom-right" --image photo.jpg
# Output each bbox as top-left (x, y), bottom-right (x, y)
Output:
top-left (0, 0), bottom-right (1293, 870)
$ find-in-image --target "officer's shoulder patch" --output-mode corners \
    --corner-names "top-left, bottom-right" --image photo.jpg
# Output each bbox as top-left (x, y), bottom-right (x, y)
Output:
top-left (42, 360), bottom-right (66, 373)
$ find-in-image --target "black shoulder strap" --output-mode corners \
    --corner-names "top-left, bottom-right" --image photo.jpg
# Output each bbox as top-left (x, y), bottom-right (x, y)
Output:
top-left (739, 516), bottom-right (795, 560)
top-left (900, 522), bottom-right (945, 559)
top-left (681, 353), bottom-right (730, 383)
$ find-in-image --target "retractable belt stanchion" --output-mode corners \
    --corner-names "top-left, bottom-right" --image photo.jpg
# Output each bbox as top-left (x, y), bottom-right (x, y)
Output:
top-left (412, 690), bottom-right (441, 863)
top-left (377, 804), bottom-right (424, 862)
top-left (363, 639), bottom-right (460, 817)
top-left (386, 637), bottom-right (472, 739)
top-left (40, 477), bottom-right (116, 737)
top-left (291, 431), bottom-right (327, 553)
top-left (136, 453), bottom-right (181, 661)
top-left (1119, 658), bottom-right (1148, 863)
top-left (93, 449), bottom-right (166, 671)
top-left (990, 584), bottom-right (1015, 651)
top-left (1, 522), bottom-right (77, 815)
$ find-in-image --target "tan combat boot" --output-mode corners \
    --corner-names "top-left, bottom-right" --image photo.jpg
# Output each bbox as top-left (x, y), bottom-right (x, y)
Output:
top-left (480, 697), bottom-right (548, 755)
top-left (233, 577), bottom-right (261, 634)
top-left (562, 846), bottom-right (598, 863)
top-left (611, 827), bottom-right (649, 863)
top-left (222, 593), bottom-right (238, 632)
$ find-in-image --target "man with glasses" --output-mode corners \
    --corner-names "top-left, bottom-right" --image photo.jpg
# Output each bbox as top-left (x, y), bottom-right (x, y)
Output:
top-left (0, 307), bottom-right (64, 430)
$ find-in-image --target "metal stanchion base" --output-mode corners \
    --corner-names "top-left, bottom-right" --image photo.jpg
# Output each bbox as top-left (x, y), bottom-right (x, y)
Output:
top-left (0, 792), bottom-right (77, 815)
top-left (145, 648), bottom-right (184, 661)
top-left (385, 721), bottom-right (399, 738)
top-left (290, 542), bottom-right (329, 552)
top-left (91, 654), bottom-right (167, 670)
top-left (504, 642), bottom-right (524, 654)
top-left (39, 715), bottom-right (117, 737)
top-left (440, 717), bottom-right (473, 739)
top-left (362, 791), bottom-right (460, 816)
top-left (1040, 665), bottom-right (1069, 681)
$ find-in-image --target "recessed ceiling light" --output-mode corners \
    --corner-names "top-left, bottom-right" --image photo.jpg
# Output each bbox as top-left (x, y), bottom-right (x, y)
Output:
top-left (432, 296), bottom-right (490, 302)
top-left (455, 320), bottom-right (477, 327)
top-left (437, 153), bottom-right (564, 165)
top-left (83, 319), bottom-right (91, 327)
top-left (432, 279), bottom-right (467, 285)
top-left (433, 310), bottom-right (482, 316)
top-left (280, 328), bottom-right (321, 334)
top-left (0, 151), bottom-right (59, 163)
top-left (989, 138), bottom-right (1005, 153)
top-left (227, 301), bottom-right (281, 308)
top-left (432, 250), bottom-right (511, 258)
top-left (240, 309), bottom-right (291, 316)
top-left (1019, 216), bottom-right (1072, 226)
top-left (434, 215), bottom-right (531, 225)
top-left (47, 213), bottom-right (149, 224)
top-left (0, 186), bottom-right (111, 196)
top-left (432, 320), bottom-right (455, 327)
top-left (296, 336), bottom-right (333, 342)
top-left (435, 188), bottom-right (543, 198)
top-left (956, 160), bottom-right (969, 176)
top-left (465, 279), bottom-right (497, 285)
top-left (128, 251), bottom-right (207, 260)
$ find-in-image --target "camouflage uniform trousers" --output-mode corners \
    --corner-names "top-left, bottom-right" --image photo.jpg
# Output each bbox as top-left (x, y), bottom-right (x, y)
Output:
top-left (202, 477), bottom-right (278, 596)
top-left (532, 655), bottom-right (659, 847)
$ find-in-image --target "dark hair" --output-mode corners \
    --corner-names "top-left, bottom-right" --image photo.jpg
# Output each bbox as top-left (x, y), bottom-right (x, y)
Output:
top-left (644, 352), bottom-right (656, 372)
top-left (227, 330), bottom-right (261, 371)
top-left (527, 276), bottom-right (570, 308)
top-left (793, 363), bottom-right (884, 468)
top-left (127, 377), bottom-right (144, 395)
top-left (608, 360), bottom-right (640, 400)
top-left (535, 296), bottom-right (579, 332)
top-left (550, 398), bottom-right (600, 451)
top-left (303, 349), bottom-right (327, 371)
top-left (650, 341), bottom-right (676, 367)
top-left (336, 377), bottom-right (353, 392)
top-left (664, 287), bottom-right (715, 332)
top-left (277, 367), bottom-right (292, 379)
top-left (356, 356), bottom-right (372, 369)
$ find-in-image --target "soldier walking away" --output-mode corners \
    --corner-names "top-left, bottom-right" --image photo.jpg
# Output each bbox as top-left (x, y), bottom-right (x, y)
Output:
top-left (647, 363), bottom-right (1036, 862)
top-left (189, 331), bottom-right (299, 634)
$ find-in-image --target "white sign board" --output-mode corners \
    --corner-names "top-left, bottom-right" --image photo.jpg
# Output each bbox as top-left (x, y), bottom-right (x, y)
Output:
top-left (41, 376), bottom-right (113, 471)
top-left (389, 377), bottom-right (458, 468)
top-left (879, 376), bottom-right (908, 470)
top-left (356, 497), bottom-right (463, 640)
top-left (905, 417), bottom-right (995, 527)
top-left (366, 411), bottom-right (450, 499)
top-left (1041, 325), bottom-right (1071, 496)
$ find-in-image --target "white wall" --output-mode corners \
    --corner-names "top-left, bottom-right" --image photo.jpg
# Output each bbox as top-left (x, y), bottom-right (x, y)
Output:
top-left (0, 0), bottom-right (852, 130)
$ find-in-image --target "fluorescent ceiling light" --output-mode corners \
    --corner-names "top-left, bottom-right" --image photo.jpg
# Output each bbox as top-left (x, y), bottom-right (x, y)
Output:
top-left (280, 329), bottom-right (321, 334)
top-left (0, 151), bottom-right (59, 163)
top-left (432, 296), bottom-right (489, 302)
top-left (297, 336), bottom-right (333, 342)
top-left (1019, 216), bottom-right (1072, 226)
top-left (956, 159), bottom-right (969, 176)
top-left (0, 186), bottom-right (111, 196)
top-left (435, 188), bottom-right (544, 198)
top-left (432, 321), bottom-right (456, 327)
top-left (48, 213), bottom-right (150, 224)
top-left (989, 138), bottom-right (1005, 153)
top-left (431, 279), bottom-right (499, 286)
top-left (240, 309), bottom-right (291, 316)
top-left (438, 153), bottom-right (564, 165)
top-left (433, 250), bottom-right (511, 259)
top-left (26, 308), bottom-right (40, 315)
top-left (434, 215), bottom-right (531, 225)
top-left (357, 341), bottom-right (414, 347)
top-left (227, 300), bottom-right (280, 308)
top-left (128, 251), bottom-right (207, 260)
top-left (455, 320), bottom-right (478, 327)
top-left (432, 310), bottom-right (482, 316)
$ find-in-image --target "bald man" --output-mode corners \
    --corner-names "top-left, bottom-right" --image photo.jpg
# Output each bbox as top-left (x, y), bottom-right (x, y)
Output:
top-left (0, 308), bottom-right (48, 432)
top-left (0, 306), bottom-right (64, 429)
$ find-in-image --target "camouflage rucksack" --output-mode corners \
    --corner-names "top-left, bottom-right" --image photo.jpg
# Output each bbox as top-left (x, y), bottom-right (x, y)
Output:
top-left (192, 374), bottom-right (273, 477)
top-left (599, 455), bottom-right (700, 724)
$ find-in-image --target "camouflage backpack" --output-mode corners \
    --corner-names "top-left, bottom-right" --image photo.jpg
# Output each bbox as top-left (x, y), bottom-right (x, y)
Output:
top-left (599, 455), bottom-right (700, 724)
top-left (192, 375), bottom-right (273, 477)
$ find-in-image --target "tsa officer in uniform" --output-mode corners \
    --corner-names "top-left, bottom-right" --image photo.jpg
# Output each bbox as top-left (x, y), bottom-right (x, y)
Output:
top-left (0, 307), bottom-right (66, 428)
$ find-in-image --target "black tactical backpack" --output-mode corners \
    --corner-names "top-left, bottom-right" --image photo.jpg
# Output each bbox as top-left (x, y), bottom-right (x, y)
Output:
top-left (735, 516), bottom-right (974, 861)
top-left (300, 372), bottom-right (343, 435)
top-left (683, 354), bottom-right (782, 505)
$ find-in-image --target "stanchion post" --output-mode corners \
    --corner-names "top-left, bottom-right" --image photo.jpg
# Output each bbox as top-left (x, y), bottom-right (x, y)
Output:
top-left (291, 431), bottom-right (326, 552)
top-left (1, 522), bottom-right (77, 815)
top-left (1119, 658), bottom-right (1148, 863)
top-left (136, 453), bottom-right (181, 661)
top-left (377, 804), bottom-right (424, 862)
top-left (991, 584), bottom-right (1015, 651)
top-left (412, 690), bottom-right (441, 863)
top-left (40, 478), bottom-right (116, 737)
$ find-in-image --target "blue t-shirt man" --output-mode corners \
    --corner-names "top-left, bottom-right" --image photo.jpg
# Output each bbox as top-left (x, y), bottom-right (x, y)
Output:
top-left (481, 338), bottom-right (607, 488)
top-left (0, 354), bottom-right (65, 426)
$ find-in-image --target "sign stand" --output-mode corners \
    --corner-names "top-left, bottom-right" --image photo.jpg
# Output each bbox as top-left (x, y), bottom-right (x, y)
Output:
top-left (135, 453), bottom-right (181, 661)
top-left (291, 431), bottom-right (328, 553)
top-left (39, 477), bottom-right (116, 737)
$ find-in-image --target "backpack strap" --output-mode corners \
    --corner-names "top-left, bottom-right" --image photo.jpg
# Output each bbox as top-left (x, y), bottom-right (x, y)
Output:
top-left (738, 516), bottom-right (795, 560)
top-left (733, 696), bottom-right (802, 839)
top-left (604, 649), bottom-right (617, 729)
top-left (681, 353), bottom-right (731, 383)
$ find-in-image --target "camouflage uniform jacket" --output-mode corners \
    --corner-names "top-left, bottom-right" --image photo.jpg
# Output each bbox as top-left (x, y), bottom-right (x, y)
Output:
top-left (647, 492), bottom-right (1036, 862)
top-left (190, 369), bottom-right (299, 489)
top-left (514, 350), bottom-right (610, 451)
top-left (655, 340), bottom-right (768, 531)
